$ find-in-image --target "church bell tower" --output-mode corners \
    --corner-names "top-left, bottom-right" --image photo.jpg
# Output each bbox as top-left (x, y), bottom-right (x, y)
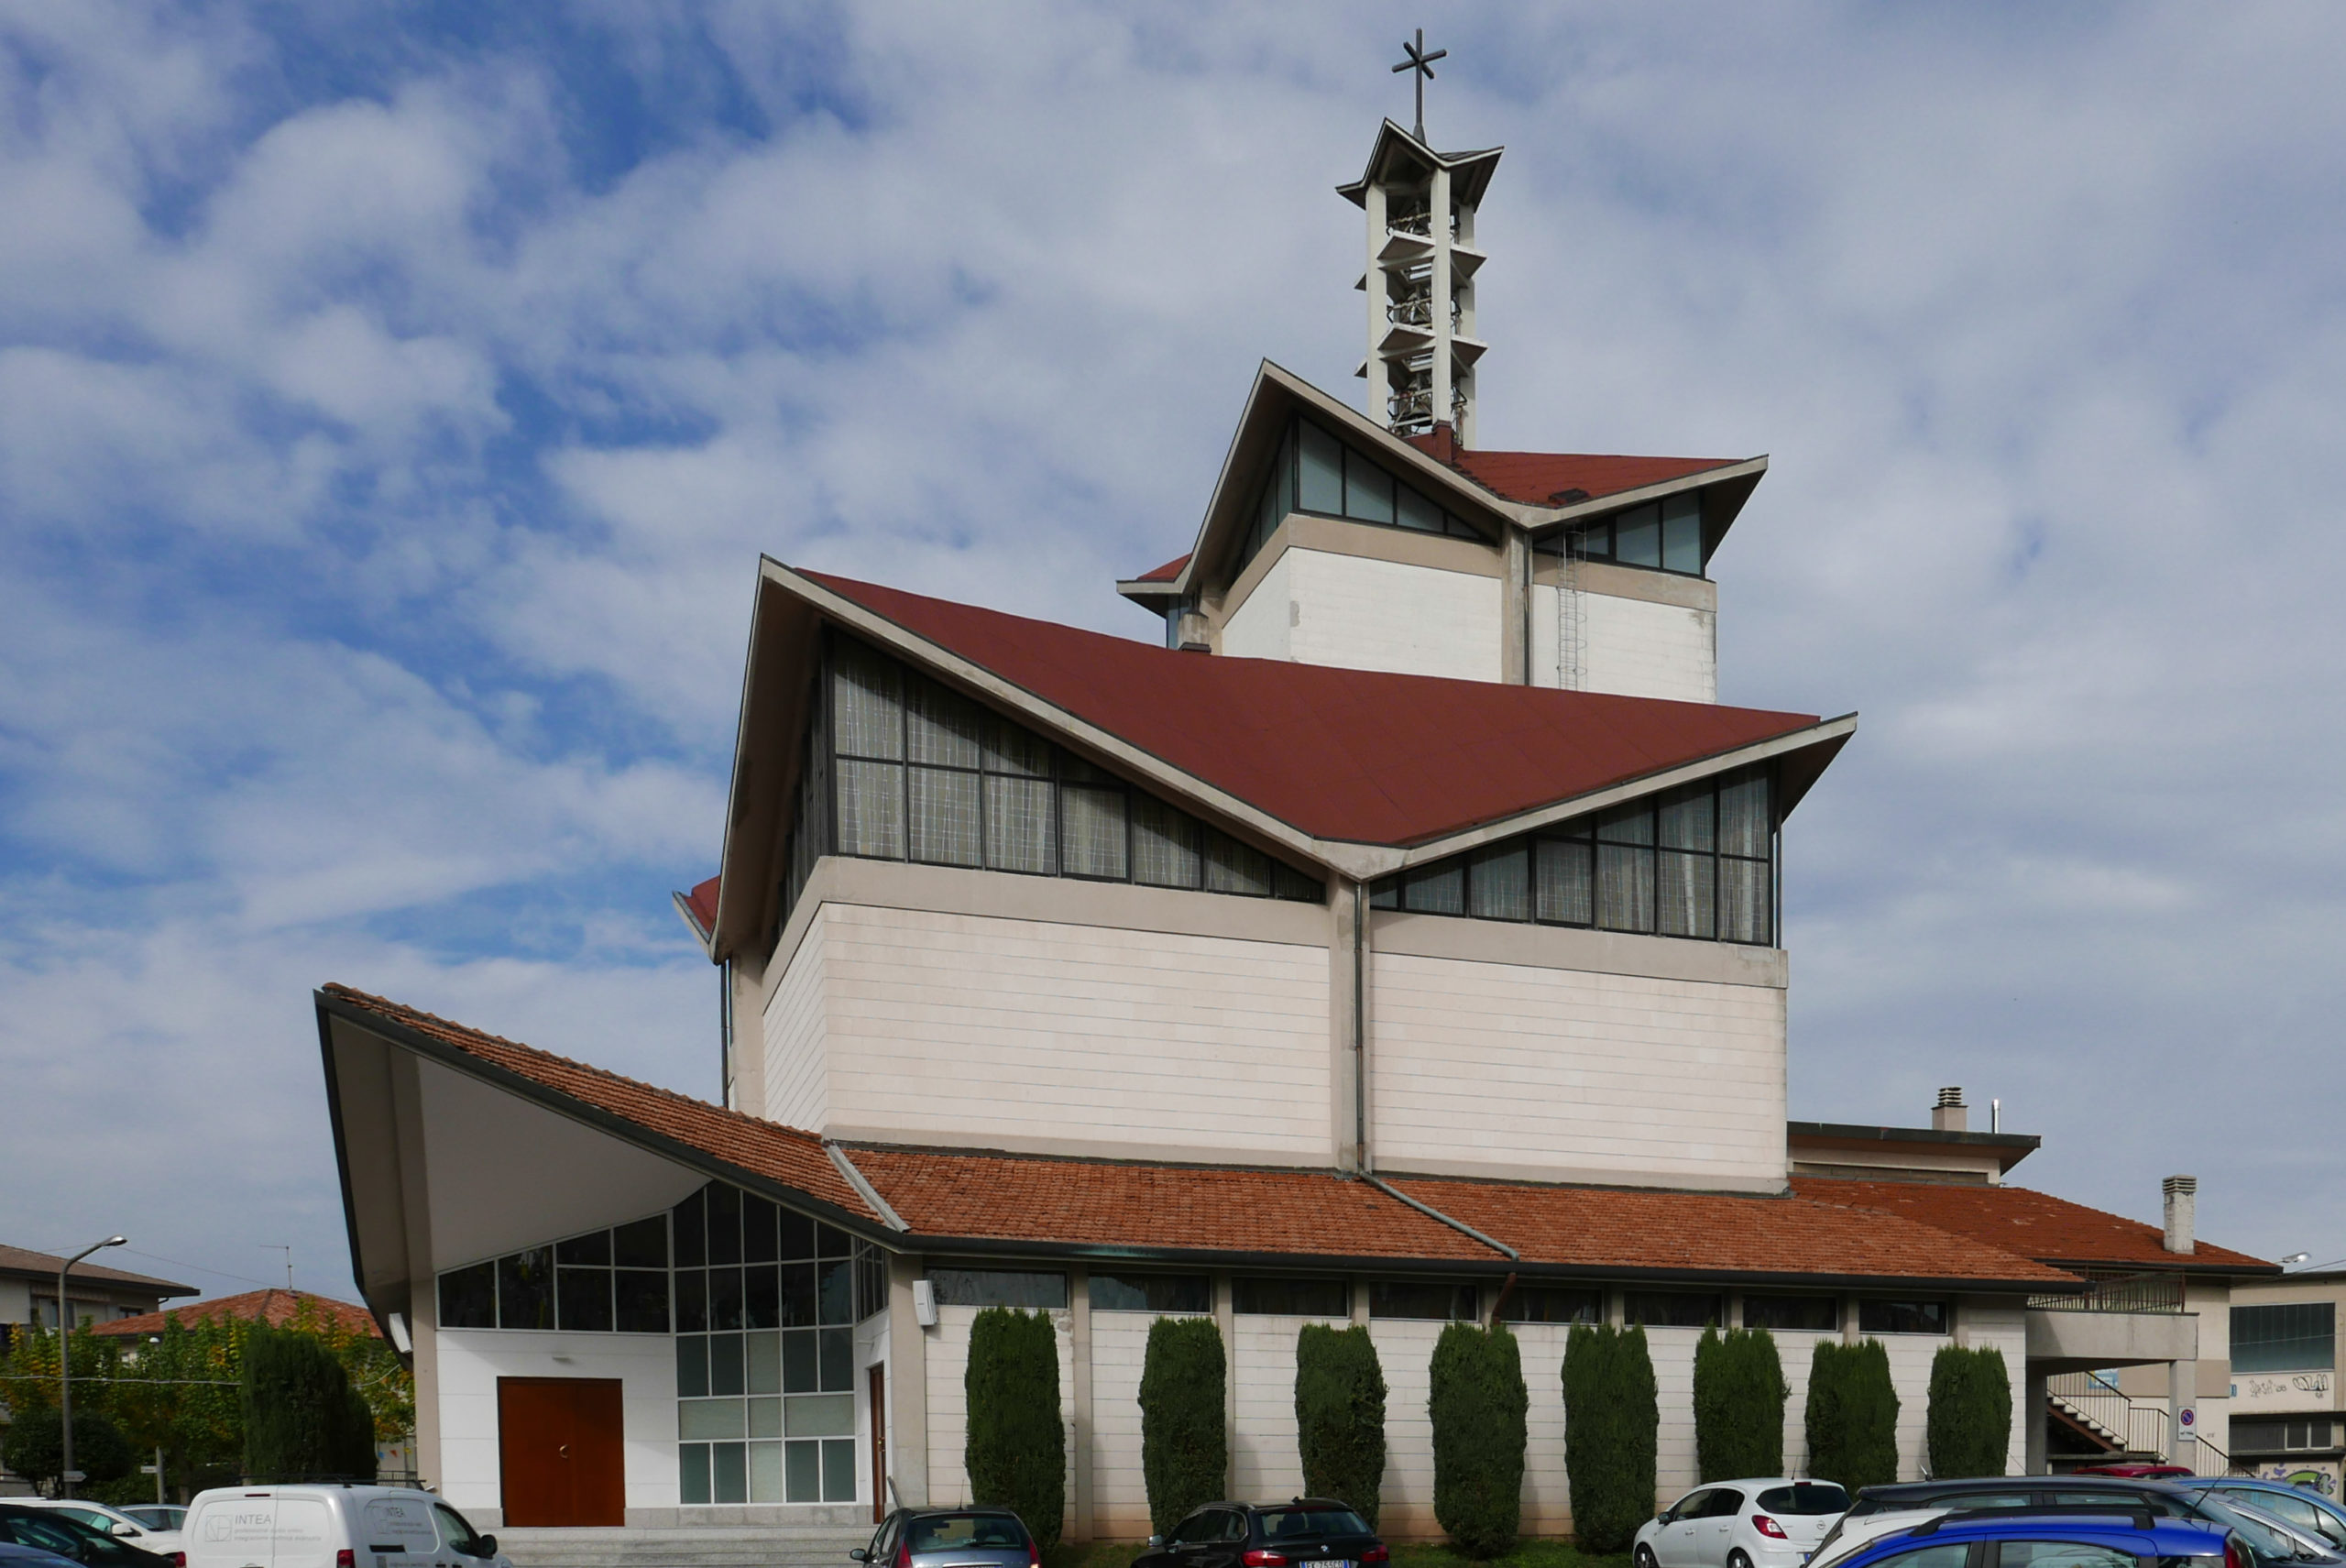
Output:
top-left (1337, 31), bottom-right (1502, 446)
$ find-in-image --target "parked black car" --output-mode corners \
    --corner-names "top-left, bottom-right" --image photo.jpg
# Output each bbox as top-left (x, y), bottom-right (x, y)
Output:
top-left (853, 1508), bottom-right (1039, 1568)
top-left (1132, 1500), bottom-right (1387, 1568)
top-left (0, 1511), bottom-right (176, 1568)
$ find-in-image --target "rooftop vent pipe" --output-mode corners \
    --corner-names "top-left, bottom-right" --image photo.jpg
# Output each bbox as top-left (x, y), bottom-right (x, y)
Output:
top-left (1931, 1086), bottom-right (1968, 1134)
top-left (2164, 1175), bottom-right (2198, 1255)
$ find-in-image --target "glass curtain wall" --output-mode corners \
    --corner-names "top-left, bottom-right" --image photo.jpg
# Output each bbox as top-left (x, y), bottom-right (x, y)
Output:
top-left (777, 634), bottom-right (1323, 939)
top-left (1370, 767), bottom-right (1776, 946)
top-left (1234, 417), bottom-right (1489, 579)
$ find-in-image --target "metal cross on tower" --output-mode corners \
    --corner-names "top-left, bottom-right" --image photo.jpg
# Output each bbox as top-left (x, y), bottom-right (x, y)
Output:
top-left (1392, 27), bottom-right (1446, 142)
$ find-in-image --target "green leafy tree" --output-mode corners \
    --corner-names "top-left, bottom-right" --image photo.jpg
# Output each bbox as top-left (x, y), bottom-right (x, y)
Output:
top-left (1430, 1322), bottom-right (1527, 1558)
top-left (1295, 1324), bottom-right (1387, 1528)
top-left (1925, 1345), bottom-right (2012, 1479)
top-left (963, 1308), bottom-right (1066, 1548)
top-left (1, 1405), bottom-right (136, 1497)
top-left (241, 1326), bottom-right (377, 1482)
top-left (1804, 1340), bottom-right (1900, 1491)
top-left (1562, 1322), bottom-right (1658, 1552)
top-left (1694, 1327), bottom-right (1788, 1482)
top-left (1139, 1316), bottom-right (1226, 1538)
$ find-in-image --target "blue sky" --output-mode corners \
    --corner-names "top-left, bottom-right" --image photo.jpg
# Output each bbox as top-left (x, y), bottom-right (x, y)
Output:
top-left (5, 2), bottom-right (2346, 1300)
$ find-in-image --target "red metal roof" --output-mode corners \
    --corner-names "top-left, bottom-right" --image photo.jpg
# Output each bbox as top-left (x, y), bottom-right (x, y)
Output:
top-left (1391, 1177), bottom-right (2078, 1287)
top-left (94, 1288), bottom-right (379, 1340)
top-left (1406, 444), bottom-right (1742, 508)
top-left (321, 985), bottom-right (882, 1223)
top-left (680, 875), bottom-right (719, 938)
top-left (1131, 553), bottom-right (1190, 584)
top-left (1792, 1179), bottom-right (2275, 1275)
top-left (806, 570), bottom-right (1829, 847)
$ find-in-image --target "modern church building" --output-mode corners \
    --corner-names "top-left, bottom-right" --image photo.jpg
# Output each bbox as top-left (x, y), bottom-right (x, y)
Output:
top-left (317, 109), bottom-right (2275, 1537)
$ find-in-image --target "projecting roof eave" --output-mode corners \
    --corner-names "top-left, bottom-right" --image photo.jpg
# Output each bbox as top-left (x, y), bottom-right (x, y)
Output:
top-left (1788, 1121), bottom-right (2044, 1175)
top-left (1334, 119), bottom-right (1504, 211)
top-left (712, 560), bottom-right (1859, 942)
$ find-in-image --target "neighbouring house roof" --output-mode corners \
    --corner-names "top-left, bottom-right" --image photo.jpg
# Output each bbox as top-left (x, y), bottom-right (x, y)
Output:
top-left (1791, 1178), bottom-right (2277, 1277)
top-left (0, 1244), bottom-right (193, 1298)
top-left (320, 984), bottom-right (2080, 1290)
top-left (1387, 1177), bottom-right (2080, 1289)
top-left (93, 1288), bottom-right (378, 1340)
top-left (804, 568), bottom-right (1846, 850)
top-left (318, 985), bottom-right (883, 1226)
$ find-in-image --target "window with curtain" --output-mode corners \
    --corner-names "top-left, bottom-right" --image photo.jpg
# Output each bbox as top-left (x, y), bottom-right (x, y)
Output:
top-left (780, 633), bottom-right (1323, 937)
top-left (1234, 416), bottom-right (1490, 580)
top-left (1370, 767), bottom-right (1775, 946)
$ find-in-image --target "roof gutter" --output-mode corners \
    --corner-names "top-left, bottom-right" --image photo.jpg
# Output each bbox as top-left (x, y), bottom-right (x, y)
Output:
top-left (1365, 1174), bottom-right (1519, 1261)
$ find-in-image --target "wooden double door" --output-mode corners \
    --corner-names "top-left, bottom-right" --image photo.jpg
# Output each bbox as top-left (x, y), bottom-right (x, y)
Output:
top-left (499, 1377), bottom-right (625, 1526)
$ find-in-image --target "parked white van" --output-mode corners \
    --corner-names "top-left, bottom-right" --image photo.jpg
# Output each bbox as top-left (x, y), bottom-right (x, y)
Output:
top-left (181, 1488), bottom-right (510, 1568)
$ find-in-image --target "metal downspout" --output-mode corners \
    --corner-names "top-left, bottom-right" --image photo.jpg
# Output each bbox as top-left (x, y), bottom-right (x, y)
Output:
top-left (1364, 1173), bottom-right (1519, 1261)
top-left (1354, 880), bottom-right (1369, 1173)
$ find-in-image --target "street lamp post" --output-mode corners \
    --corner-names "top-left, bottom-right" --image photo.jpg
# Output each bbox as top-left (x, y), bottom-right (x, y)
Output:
top-left (58, 1236), bottom-right (126, 1498)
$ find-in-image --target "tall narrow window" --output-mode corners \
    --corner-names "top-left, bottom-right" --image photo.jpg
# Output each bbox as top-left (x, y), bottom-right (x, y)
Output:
top-left (1534, 831), bottom-right (1595, 925)
top-left (982, 722), bottom-right (1056, 874)
top-left (1596, 802), bottom-right (1657, 932)
top-left (1661, 494), bottom-right (1704, 574)
top-left (832, 642), bottom-right (905, 860)
top-left (906, 678), bottom-right (984, 868)
top-left (1058, 754), bottom-right (1129, 880)
top-left (1298, 422), bottom-right (1343, 515)
top-left (1657, 784), bottom-right (1716, 939)
top-left (1133, 796), bottom-right (1202, 888)
top-left (1466, 842), bottom-right (1530, 921)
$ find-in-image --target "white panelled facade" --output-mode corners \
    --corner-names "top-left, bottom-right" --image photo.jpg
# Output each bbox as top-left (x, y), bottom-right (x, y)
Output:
top-left (1368, 951), bottom-right (1788, 1190)
top-left (1222, 547), bottom-right (1503, 682)
top-left (1529, 584), bottom-right (1718, 703)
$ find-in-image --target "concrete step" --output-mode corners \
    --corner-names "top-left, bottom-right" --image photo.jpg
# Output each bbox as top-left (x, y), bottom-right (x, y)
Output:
top-left (498, 1526), bottom-right (872, 1568)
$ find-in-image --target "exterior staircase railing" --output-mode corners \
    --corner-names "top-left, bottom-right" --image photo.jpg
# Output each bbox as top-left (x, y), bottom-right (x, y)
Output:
top-left (2048, 1371), bottom-right (2241, 1475)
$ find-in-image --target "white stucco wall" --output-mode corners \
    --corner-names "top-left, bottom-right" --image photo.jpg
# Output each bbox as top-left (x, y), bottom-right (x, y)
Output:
top-left (1224, 548), bottom-right (1502, 682)
top-left (1368, 950), bottom-right (1787, 1189)
top-left (434, 1328), bottom-right (681, 1523)
top-left (1531, 584), bottom-right (1716, 703)
top-left (773, 902), bottom-right (1332, 1162)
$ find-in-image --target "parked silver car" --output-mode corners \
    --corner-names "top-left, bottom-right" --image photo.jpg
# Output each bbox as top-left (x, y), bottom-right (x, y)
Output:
top-left (853, 1509), bottom-right (1039, 1568)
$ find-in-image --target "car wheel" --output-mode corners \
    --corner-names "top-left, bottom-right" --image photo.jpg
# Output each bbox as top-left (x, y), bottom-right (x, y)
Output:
top-left (1636, 1548), bottom-right (1660, 1568)
top-left (1730, 1552), bottom-right (1753, 1568)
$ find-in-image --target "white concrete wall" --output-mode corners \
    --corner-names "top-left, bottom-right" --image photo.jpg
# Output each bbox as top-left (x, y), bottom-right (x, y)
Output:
top-left (1961, 1302), bottom-right (2032, 1479)
top-left (1882, 1332), bottom-right (1953, 1481)
top-left (1648, 1328), bottom-right (1705, 1501)
top-left (1220, 551), bottom-right (1292, 662)
top-left (761, 914), bottom-right (830, 1132)
top-left (922, 1304), bottom-right (1076, 1529)
top-left (800, 904), bottom-right (1332, 1162)
top-left (1090, 1310), bottom-right (1195, 1537)
top-left (1770, 1328), bottom-right (1840, 1478)
top-left (434, 1328), bottom-right (680, 1522)
top-left (1232, 1312), bottom-right (1350, 1507)
top-left (1369, 951), bottom-right (1787, 1189)
top-left (1362, 1320), bottom-right (1446, 1537)
top-left (1531, 584), bottom-right (1716, 703)
top-left (1226, 548), bottom-right (1502, 683)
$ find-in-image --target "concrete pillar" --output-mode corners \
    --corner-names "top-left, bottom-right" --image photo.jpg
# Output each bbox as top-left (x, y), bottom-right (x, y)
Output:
top-left (1430, 164), bottom-right (1453, 430)
top-left (2025, 1367), bottom-right (2049, 1475)
top-left (1365, 181), bottom-right (1389, 425)
top-left (1501, 532), bottom-right (1530, 685)
top-left (2169, 1359), bottom-right (2194, 1469)
top-left (1069, 1266), bottom-right (1091, 1541)
top-left (887, 1254), bottom-right (931, 1508)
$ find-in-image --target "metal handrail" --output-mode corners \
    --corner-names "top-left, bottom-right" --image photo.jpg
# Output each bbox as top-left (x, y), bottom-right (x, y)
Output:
top-left (2030, 1273), bottom-right (2187, 1313)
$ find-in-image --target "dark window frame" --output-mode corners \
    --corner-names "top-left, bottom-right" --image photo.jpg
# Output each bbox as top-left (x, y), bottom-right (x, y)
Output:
top-left (1857, 1298), bottom-right (1951, 1336)
top-left (1369, 765), bottom-right (1778, 947)
top-left (1235, 416), bottom-right (1496, 581)
top-left (1535, 490), bottom-right (1714, 580)
top-left (2231, 1301), bottom-right (2336, 1374)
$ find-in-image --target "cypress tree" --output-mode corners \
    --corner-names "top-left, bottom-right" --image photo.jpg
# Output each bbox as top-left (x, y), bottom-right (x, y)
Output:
top-left (243, 1325), bottom-right (371, 1481)
top-left (1140, 1316), bottom-right (1226, 1539)
top-left (964, 1308), bottom-right (1066, 1547)
top-left (1804, 1339), bottom-right (1901, 1492)
top-left (1694, 1327), bottom-right (1788, 1482)
top-left (1430, 1321), bottom-right (1527, 1558)
top-left (1295, 1323), bottom-right (1387, 1528)
top-left (1562, 1323), bottom-right (1658, 1553)
top-left (1925, 1344), bottom-right (2012, 1479)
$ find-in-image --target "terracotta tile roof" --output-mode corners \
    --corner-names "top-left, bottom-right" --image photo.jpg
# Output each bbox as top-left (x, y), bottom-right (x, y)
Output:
top-left (1400, 438), bottom-right (1743, 509)
top-left (1393, 1177), bottom-right (2079, 1288)
top-left (93, 1288), bottom-right (378, 1339)
top-left (1129, 553), bottom-right (1189, 585)
top-left (0, 1245), bottom-right (192, 1296)
top-left (1792, 1178), bottom-right (2275, 1275)
top-left (319, 986), bottom-right (879, 1224)
top-left (805, 570), bottom-right (1833, 847)
top-left (845, 1147), bottom-right (1496, 1261)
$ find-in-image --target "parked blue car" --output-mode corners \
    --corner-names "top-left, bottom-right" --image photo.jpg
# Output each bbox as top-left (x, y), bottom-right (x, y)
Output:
top-left (1825, 1504), bottom-right (2241, 1568)
top-left (2185, 1482), bottom-right (2346, 1555)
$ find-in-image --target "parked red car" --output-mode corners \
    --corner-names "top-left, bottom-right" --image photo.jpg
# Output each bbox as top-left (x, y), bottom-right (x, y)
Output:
top-left (2071, 1462), bottom-right (2198, 1478)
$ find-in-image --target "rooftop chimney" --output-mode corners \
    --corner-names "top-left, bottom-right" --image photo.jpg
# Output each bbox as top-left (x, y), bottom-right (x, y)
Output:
top-left (1932, 1086), bottom-right (1968, 1133)
top-left (2164, 1175), bottom-right (2198, 1255)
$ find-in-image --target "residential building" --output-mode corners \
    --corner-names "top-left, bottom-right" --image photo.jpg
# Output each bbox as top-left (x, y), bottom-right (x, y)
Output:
top-left (316, 111), bottom-right (2275, 1536)
top-left (2220, 1268), bottom-right (2343, 1496)
top-left (0, 1244), bottom-right (193, 1345)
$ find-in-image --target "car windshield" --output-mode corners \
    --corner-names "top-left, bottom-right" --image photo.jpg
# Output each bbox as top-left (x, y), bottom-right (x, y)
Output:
top-left (1760, 1486), bottom-right (1852, 1516)
top-left (907, 1516), bottom-right (1028, 1552)
top-left (3, 1515), bottom-right (97, 1562)
top-left (1259, 1509), bottom-right (1373, 1541)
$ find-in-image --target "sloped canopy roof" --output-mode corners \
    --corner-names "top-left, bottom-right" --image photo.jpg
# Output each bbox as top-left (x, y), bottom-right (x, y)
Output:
top-left (317, 987), bottom-right (2077, 1291)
